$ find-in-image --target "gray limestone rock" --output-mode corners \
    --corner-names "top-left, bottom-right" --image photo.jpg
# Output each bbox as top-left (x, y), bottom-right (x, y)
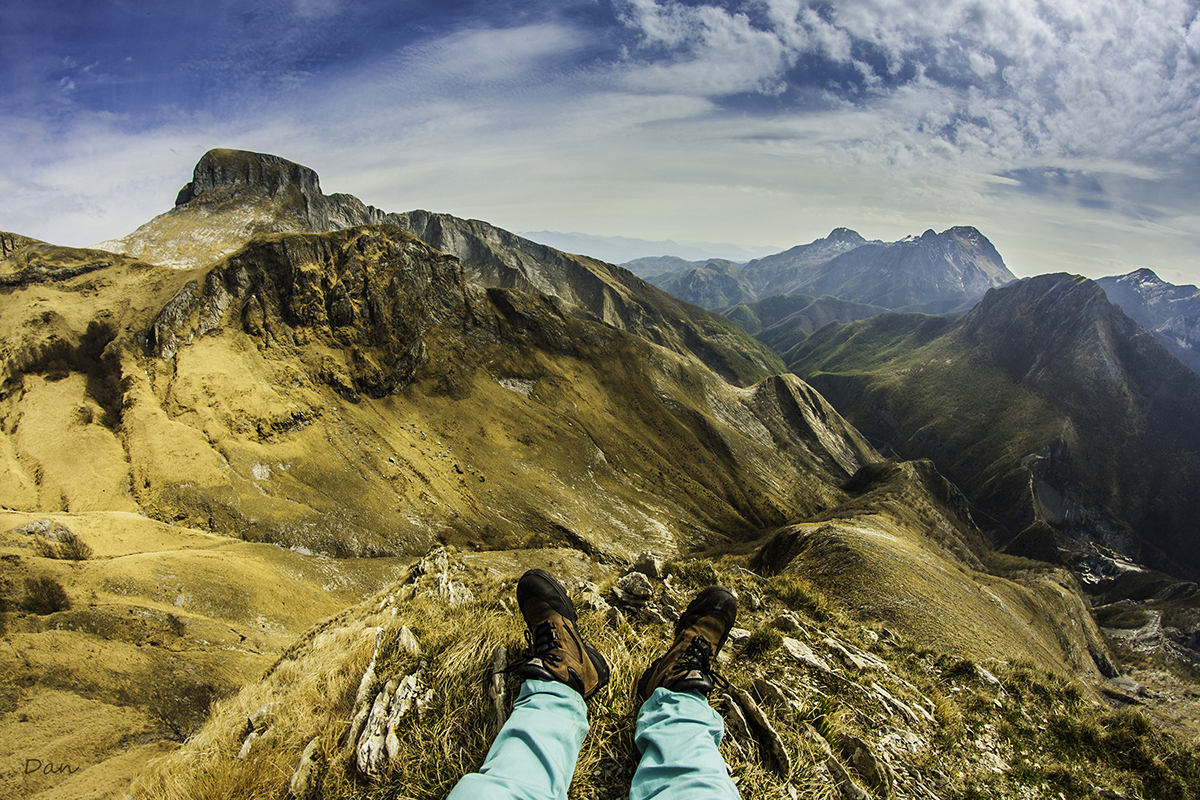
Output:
top-left (772, 611), bottom-right (805, 634)
top-left (632, 552), bottom-right (664, 579)
top-left (801, 722), bottom-right (833, 759)
top-left (396, 626), bottom-right (421, 657)
top-left (728, 627), bottom-right (752, 648)
top-left (782, 636), bottom-right (836, 673)
top-left (604, 605), bottom-right (626, 630)
top-left (357, 678), bottom-right (399, 778)
top-left (729, 686), bottom-right (792, 779)
top-left (753, 678), bottom-right (802, 714)
top-left (826, 755), bottom-right (870, 800)
top-left (614, 571), bottom-right (655, 605)
top-left (289, 737), bottom-right (322, 799)
top-left (841, 734), bottom-right (895, 796)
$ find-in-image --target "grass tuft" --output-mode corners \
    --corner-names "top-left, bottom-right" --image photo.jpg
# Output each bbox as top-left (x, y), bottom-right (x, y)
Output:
top-left (767, 573), bottom-right (840, 623)
top-left (740, 626), bottom-right (782, 660)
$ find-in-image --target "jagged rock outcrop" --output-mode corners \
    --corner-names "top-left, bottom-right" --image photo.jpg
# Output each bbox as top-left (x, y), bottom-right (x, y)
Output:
top-left (148, 226), bottom-right (469, 398)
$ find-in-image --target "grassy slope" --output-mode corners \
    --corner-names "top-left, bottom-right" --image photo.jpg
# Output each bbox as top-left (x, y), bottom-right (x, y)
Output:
top-left (133, 551), bottom-right (1200, 800)
top-left (788, 313), bottom-right (1081, 537)
top-left (0, 510), bottom-right (406, 800)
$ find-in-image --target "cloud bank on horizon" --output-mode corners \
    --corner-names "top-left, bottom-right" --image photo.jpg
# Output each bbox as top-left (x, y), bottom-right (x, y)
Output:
top-left (2, 0), bottom-right (1199, 282)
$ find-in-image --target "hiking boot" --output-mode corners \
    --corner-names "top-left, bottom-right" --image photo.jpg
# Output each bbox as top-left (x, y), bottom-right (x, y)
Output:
top-left (636, 585), bottom-right (737, 701)
top-left (510, 569), bottom-right (610, 699)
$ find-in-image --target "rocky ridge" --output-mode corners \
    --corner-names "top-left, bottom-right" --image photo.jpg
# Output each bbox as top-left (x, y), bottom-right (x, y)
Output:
top-left (131, 548), bottom-right (1200, 800)
top-left (101, 149), bottom-right (781, 387)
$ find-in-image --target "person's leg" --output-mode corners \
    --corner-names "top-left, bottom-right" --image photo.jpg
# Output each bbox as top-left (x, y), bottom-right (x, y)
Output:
top-left (447, 569), bottom-right (609, 800)
top-left (447, 679), bottom-right (588, 800)
top-left (630, 687), bottom-right (740, 800)
top-left (630, 585), bottom-right (742, 800)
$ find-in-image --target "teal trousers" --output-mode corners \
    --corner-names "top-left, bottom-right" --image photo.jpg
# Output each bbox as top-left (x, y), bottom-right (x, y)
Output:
top-left (447, 680), bottom-right (741, 799)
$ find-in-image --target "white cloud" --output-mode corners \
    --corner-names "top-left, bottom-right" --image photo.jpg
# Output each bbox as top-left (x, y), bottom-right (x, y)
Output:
top-left (395, 22), bottom-right (589, 92)
top-left (6, 1), bottom-right (1200, 286)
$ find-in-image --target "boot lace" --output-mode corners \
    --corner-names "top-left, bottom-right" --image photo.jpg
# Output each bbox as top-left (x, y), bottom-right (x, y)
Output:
top-left (506, 621), bottom-right (564, 672)
top-left (675, 634), bottom-right (729, 690)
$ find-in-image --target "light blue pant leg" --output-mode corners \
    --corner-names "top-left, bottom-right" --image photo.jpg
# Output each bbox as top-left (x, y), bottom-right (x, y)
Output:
top-left (447, 679), bottom-right (588, 800)
top-left (630, 688), bottom-right (741, 800)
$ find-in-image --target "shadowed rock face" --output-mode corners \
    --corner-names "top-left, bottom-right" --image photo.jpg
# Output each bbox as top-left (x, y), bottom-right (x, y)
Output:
top-left (176, 149), bottom-right (325, 207)
top-left (790, 273), bottom-right (1200, 579)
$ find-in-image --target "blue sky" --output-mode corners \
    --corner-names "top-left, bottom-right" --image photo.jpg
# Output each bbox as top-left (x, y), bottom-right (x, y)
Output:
top-left (3, 0), bottom-right (1199, 282)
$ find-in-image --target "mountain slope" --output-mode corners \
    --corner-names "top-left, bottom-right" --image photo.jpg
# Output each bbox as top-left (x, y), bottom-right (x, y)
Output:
top-left (789, 274), bottom-right (1200, 579)
top-left (132, 550), bottom-right (1198, 800)
top-left (1098, 268), bottom-right (1200, 375)
top-left (726, 293), bottom-right (890, 355)
top-left (646, 259), bottom-right (755, 309)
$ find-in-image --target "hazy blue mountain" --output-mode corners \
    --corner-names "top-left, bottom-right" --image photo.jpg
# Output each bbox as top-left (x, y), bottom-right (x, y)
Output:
top-left (1098, 268), bottom-right (1200, 375)
top-left (519, 230), bottom-right (779, 265)
top-left (646, 226), bottom-right (1017, 315)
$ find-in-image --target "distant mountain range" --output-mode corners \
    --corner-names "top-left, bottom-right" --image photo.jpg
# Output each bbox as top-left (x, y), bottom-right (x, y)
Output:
top-left (645, 226), bottom-right (1018, 316)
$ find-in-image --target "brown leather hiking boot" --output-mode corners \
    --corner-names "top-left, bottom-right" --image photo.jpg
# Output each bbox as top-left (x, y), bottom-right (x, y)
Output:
top-left (511, 569), bottom-right (610, 700)
top-left (637, 585), bottom-right (737, 701)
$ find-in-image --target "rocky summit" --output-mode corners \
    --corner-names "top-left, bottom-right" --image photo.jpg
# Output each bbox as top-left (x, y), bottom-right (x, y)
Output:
top-left (1, 150), bottom-right (1198, 800)
top-left (1098, 268), bottom-right (1200, 375)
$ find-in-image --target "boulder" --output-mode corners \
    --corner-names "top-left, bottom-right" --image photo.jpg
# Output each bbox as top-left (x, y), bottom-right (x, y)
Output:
top-left (632, 552), bottom-right (663, 579)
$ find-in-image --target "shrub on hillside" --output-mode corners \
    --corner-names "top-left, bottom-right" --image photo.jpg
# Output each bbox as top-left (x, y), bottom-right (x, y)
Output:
top-left (24, 576), bottom-right (71, 614)
top-left (33, 531), bottom-right (94, 561)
